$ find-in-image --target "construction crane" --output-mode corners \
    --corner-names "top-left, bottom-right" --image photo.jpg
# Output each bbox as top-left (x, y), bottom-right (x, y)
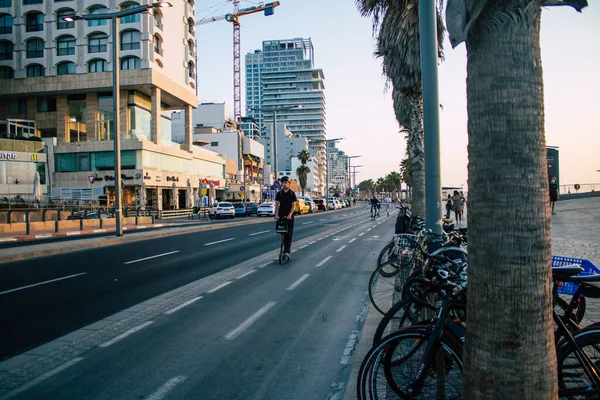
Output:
top-left (196, 1), bottom-right (280, 124)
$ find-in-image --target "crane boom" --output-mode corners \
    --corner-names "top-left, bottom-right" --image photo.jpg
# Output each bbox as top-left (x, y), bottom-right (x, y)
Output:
top-left (196, 1), bottom-right (280, 123)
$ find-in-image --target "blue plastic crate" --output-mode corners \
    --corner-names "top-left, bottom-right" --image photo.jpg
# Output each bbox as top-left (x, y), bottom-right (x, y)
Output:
top-left (553, 255), bottom-right (600, 295)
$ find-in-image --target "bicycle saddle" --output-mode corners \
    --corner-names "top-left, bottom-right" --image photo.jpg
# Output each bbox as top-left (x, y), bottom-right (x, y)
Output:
top-left (552, 265), bottom-right (584, 280)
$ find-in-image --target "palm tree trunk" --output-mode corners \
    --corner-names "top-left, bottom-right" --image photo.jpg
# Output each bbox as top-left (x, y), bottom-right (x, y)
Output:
top-left (407, 97), bottom-right (425, 218)
top-left (463, 2), bottom-right (556, 398)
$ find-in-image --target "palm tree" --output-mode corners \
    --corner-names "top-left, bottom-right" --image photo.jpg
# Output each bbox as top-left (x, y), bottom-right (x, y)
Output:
top-left (296, 165), bottom-right (310, 197)
top-left (358, 179), bottom-right (375, 196)
top-left (357, 0), bottom-right (445, 218)
top-left (456, 2), bottom-right (561, 397)
top-left (399, 158), bottom-right (412, 200)
top-left (297, 149), bottom-right (311, 166)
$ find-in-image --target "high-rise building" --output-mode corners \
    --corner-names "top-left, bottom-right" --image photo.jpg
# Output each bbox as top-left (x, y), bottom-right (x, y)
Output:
top-left (244, 38), bottom-right (326, 194)
top-left (327, 140), bottom-right (347, 193)
top-left (0, 0), bottom-right (226, 209)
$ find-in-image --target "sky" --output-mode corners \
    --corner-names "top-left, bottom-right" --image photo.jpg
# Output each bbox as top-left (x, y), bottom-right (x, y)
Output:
top-left (195, 0), bottom-right (600, 189)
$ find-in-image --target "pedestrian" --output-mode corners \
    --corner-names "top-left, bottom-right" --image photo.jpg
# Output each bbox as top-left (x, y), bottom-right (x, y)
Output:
top-left (460, 191), bottom-right (466, 214)
top-left (549, 176), bottom-right (559, 215)
top-left (452, 190), bottom-right (463, 225)
top-left (445, 195), bottom-right (452, 219)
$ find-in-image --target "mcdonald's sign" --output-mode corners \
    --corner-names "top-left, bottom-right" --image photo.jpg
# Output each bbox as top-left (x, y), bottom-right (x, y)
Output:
top-left (30, 154), bottom-right (38, 161)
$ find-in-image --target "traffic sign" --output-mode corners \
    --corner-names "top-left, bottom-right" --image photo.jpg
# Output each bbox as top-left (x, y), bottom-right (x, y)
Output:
top-left (88, 176), bottom-right (95, 184)
top-left (574, 184), bottom-right (581, 191)
top-left (240, 185), bottom-right (245, 191)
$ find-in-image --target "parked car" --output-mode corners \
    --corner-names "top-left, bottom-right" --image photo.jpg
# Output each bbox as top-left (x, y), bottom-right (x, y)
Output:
top-left (232, 203), bottom-right (247, 217)
top-left (209, 202), bottom-right (235, 219)
top-left (313, 199), bottom-right (326, 211)
top-left (245, 202), bottom-right (259, 215)
top-left (257, 202), bottom-right (275, 217)
top-left (67, 210), bottom-right (112, 220)
top-left (307, 200), bottom-right (318, 213)
top-left (327, 200), bottom-right (336, 210)
top-left (294, 198), bottom-right (310, 215)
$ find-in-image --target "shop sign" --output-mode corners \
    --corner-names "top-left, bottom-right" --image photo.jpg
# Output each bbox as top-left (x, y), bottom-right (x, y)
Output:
top-left (200, 178), bottom-right (220, 186)
top-left (0, 152), bottom-right (17, 160)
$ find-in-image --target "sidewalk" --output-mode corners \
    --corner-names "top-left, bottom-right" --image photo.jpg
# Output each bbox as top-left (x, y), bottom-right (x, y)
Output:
top-left (343, 197), bottom-right (600, 400)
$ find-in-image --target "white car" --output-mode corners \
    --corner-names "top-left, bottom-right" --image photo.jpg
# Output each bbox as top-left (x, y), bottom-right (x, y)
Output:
top-left (209, 202), bottom-right (235, 219)
top-left (257, 202), bottom-right (275, 216)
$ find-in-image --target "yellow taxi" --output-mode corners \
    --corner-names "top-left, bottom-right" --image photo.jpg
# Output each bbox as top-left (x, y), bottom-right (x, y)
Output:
top-left (294, 198), bottom-right (310, 215)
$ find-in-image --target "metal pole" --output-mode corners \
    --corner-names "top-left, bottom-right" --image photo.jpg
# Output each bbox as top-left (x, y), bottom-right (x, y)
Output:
top-left (419, 0), bottom-right (442, 235)
top-left (243, 156), bottom-right (246, 205)
top-left (113, 16), bottom-right (123, 236)
top-left (325, 143), bottom-right (329, 205)
top-left (348, 156), bottom-right (351, 198)
top-left (272, 110), bottom-right (277, 180)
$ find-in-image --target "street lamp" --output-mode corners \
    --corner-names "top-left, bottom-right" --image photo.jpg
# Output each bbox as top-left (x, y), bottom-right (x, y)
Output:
top-left (350, 165), bottom-right (363, 192)
top-left (346, 155), bottom-right (361, 198)
top-left (247, 105), bottom-right (302, 181)
top-left (308, 137), bottom-right (344, 207)
top-left (64, 2), bottom-right (172, 237)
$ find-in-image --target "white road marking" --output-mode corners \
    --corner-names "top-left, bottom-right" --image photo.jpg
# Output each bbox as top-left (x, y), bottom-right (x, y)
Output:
top-left (99, 321), bottom-right (154, 347)
top-left (349, 238), bottom-right (357, 243)
top-left (164, 297), bottom-right (202, 315)
top-left (309, 241), bottom-right (317, 245)
top-left (336, 245), bottom-right (346, 252)
top-left (316, 256), bottom-right (333, 267)
top-left (0, 358), bottom-right (84, 400)
top-left (358, 232), bottom-right (365, 236)
top-left (204, 238), bottom-right (235, 246)
top-left (319, 219), bottom-right (327, 221)
top-left (298, 245), bottom-right (308, 250)
top-left (287, 274), bottom-right (310, 291)
top-left (249, 230), bottom-right (269, 236)
top-left (236, 269), bottom-right (257, 279)
top-left (124, 250), bottom-right (180, 265)
top-left (144, 376), bottom-right (188, 400)
top-left (207, 281), bottom-right (232, 293)
top-left (366, 228), bottom-right (372, 232)
top-left (0, 273), bottom-right (88, 296)
top-left (258, 262), bottom-right (272, 269)
top-left (225, 302), bottom-right (276, 340)
top-left (302, 221), bottom-right (314, 225)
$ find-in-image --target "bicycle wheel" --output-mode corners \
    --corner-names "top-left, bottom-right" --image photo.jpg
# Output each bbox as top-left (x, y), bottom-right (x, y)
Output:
top-left (373, 296), bottom-right (437, 345)
top-left (557, 327), bottom-right (600, 398)
top-left (376, 242), bottom-right (402, 278)
top-left (369, 261), bottom-right (413, 315)
top-left (358, 327), bottom-right (463, 399)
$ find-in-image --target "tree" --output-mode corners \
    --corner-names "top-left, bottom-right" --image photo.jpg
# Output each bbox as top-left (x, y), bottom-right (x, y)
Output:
top-left (357, 0), bottom-right (445, 218)
top-left (400, 158), bottom-right (412, 201)
top-left (444, 0), bottom-right (588, 397)
top-left (296, 165), bottom-right (310, 197)
top-left (297, 149), bottom-right (311, 165)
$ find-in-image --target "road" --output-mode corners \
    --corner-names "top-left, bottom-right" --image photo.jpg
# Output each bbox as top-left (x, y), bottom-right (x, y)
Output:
top-left (0, 203), bottom-right (397, 399)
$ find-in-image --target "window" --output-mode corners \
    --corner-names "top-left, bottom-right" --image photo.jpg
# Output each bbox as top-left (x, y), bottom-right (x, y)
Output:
top-left (23, 0), bottom-right (42, 4)
top-left (153, 10), bottom-right (162, 29)
top-left (88, 58), bottom-right (107, 72)
top-left (0, 40), bottom-right (12, 60)
top-left (25, 12), bottom-right (43, 32)
top-left (0, 14), bottom-right (12, 34)
top-left (187, 60), bottom-right (195, 78)
top-left (0, 0), bottom-right (12, 7)
top-left (87, 5), bottom-right (107, 26)
top-left (153, 34), bottom-right (162, 55)
top-left (26, 63), bottom-right (45, 77)
top-left (0, 66), bottom-right (13, 79)
top-left (56, 9), bottom-right (75, 29)
top-left (9, 98), bottom-right (27, 114)
top-left (57, 61), bottom-right (75, 75)
top-left (188, 39), bottom-right (194, 57)
top-left (187, 18), bottom-right (194, 34)
top-left (120, 3), bottom-right (140, 23)
top-left (38, 96), bottom-right (57, 112)
top-left (26, 38), bottom-right (44, 58)
top-left (121, 30), bottom-right (140, 50)
top-left (88, 33), bottom-right (107, 53)
top-left (120, 56), bottom-right (139, 70)
top-left (56, 35), bottom-right (75, 55)
top-left (210, 142), bottom-right (218, 147)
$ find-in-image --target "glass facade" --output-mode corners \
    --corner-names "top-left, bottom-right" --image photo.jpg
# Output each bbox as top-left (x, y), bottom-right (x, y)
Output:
top-left (130, 105), bottom-right (151, 140)
top-left (0, 161), bottom-right (46, 185)
top-left (56, 151), bottom-right (137, 172)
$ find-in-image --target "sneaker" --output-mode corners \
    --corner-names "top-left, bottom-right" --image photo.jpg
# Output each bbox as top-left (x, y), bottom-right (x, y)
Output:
top-left (285, 252), bottom-right (292, 259)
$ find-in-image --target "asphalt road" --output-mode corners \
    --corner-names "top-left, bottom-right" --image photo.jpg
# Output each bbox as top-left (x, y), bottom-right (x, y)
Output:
top-left (0, 204), bottom-right (376, 362)
top-left (0, 203), bottom-right (398, 400)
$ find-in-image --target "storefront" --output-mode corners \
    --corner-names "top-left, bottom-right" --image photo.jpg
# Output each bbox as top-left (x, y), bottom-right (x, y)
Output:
top-left (0, 149), bottom-right (48, 199)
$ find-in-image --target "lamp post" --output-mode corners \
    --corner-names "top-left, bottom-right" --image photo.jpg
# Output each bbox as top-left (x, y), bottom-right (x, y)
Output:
top-left (350, 165), bottom-right (363, 191)
top-left (64, 2), bottom-right (172, 236)
top-left (346, 155), bottom-right (361, 199)
top-left (247, 105), bottom-right (302, 182)
top-left (308, 137), bottom-right (344, 208)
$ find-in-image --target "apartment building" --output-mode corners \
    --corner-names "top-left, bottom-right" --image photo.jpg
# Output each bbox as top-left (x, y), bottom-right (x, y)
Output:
top-left (0, 0), bottom-right (225, 209)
